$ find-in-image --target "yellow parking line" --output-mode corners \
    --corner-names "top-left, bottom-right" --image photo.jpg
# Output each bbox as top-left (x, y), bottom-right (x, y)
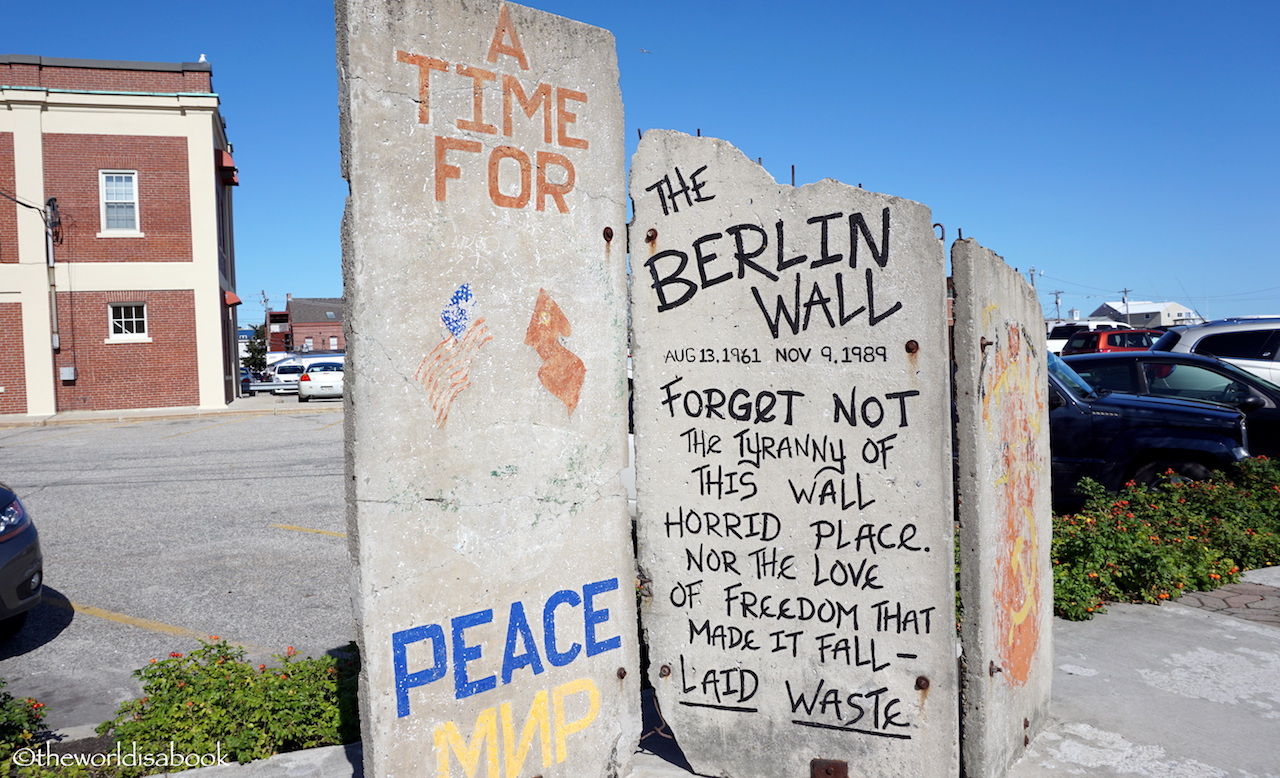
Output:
top-left (44, 596), bottom-right (265, 652)
top-left (161, 413), bottom-right (267, 439)
top-left (316, 418), bottom-right (344, 430)
top-left (270, 523), bottom-right (347, 538)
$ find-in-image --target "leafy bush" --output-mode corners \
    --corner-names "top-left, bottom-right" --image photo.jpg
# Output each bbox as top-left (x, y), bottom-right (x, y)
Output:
top-left (1053, 457), bottom-right (1280, 620)
top-left (95, 638), bottom-right (359, 774)
top-left (0, 678), bottom-right (46, 761)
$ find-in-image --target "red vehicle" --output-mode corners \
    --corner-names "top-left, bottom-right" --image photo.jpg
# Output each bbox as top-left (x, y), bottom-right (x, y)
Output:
top-left (1060, 328), bottom-right (1162, 356)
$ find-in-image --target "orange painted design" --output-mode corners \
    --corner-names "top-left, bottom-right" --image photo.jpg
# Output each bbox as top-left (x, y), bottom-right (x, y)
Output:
top-left (416, 318), bottom-right (492, 429)
top-left (435, 136), bottom-right (482, 201)
top-left (454, 64), bottom-right (498, 134)
top-left (535, 151), bottom-right (575, 213)
top-left (486, 5), bottom-right (530, 71)
top-left (981, 321), bottom-right (1045, 686)
top-left (395, 51), bottom-right (447, 125)
top-left (489, 146), bottom-right (532, 209)
top-left (524, 289), bottom-right (585, 415)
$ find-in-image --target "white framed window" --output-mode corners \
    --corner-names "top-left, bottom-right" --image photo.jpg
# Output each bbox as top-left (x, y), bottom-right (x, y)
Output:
top-left (98, 171), bottom-right (144, 236)
top-left (303, 336), bottom-right (314, 352)
top-left (106, 303), bottom-right (150, 343)
top-left (329, 336), bottom-right (338, 350)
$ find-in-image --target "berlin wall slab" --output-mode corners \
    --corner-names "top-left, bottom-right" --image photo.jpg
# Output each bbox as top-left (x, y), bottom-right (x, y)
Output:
top-left (337, 2), bottom-right (637, 776)
top-left (631, 130), bottom-right (958, 777)
top-left (952, 239), bottom-right (1053, 778)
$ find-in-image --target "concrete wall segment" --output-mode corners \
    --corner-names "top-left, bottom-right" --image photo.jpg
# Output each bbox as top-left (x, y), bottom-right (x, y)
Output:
top-left (631, 129), bottom-right (957, 777)
top-left (338, 1), bottom-right (636, 775)
top-left (952, 238), bottom-right (1053, 778)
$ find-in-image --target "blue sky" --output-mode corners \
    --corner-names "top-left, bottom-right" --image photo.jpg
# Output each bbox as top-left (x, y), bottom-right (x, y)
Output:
top-left (4, 1), bottom-right (1277, 323)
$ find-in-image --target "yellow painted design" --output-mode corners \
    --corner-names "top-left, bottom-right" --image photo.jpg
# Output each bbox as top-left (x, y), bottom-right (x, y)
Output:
top-left (269, 523), bottom-right (346, 538)
top-left (430, 678), bottom-right (600, 777)
top-left (435, 708), bottom-right (500, 778)
top-left (552, 677), bottom-right (599, 763)
top-left (500, 690), bottom-right (552, 776)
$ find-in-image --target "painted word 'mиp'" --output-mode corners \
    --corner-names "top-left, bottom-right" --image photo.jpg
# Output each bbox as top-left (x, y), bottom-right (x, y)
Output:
top-left (393, 578), bottom-right (621, 718)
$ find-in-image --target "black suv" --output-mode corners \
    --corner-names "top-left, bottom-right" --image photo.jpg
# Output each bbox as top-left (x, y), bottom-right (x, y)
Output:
top-left (1049, 354), bottom-right (1249, 510)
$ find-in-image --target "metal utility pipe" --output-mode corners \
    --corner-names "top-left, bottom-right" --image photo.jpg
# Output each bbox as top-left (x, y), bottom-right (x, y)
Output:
top-left (45, 198), bottom-right (60, 350)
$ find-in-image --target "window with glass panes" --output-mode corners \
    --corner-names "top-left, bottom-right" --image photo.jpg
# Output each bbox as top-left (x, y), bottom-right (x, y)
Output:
top-left (110, 303), bottom-right (146, 337)
top-left (100, 171), bottom-right (138, 230)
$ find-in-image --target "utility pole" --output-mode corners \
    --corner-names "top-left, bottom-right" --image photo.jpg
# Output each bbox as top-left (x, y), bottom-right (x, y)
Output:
top-left (1050, 290), bottom-right (1064, 320)
top-left (1119, 288), bottom-right (1132, 324)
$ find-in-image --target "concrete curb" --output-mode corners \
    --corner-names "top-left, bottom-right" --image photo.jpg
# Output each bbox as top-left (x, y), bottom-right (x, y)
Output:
top-left (179, 743), bottom-right (363, 777)
top-left (0, 395), bottom-right (342, 429)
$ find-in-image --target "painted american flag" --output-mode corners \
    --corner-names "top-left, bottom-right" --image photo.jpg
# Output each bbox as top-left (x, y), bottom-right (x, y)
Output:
top-left (415, 284), bottom-right (492, 428)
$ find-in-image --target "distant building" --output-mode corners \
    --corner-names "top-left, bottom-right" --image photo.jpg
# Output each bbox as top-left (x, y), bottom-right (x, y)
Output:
top-left (261, 295), bottom-right (345, 354)
top-left (288, 297), bottom-right (345, 353)
top-left (0, 55), bottom-right (239, 415)
top-left (237, 325), bottom-right (255, 360)
top-left (1089, 301), bottom-right (1204, 328)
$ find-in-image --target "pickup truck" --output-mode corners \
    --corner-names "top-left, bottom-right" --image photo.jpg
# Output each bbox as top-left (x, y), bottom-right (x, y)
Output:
top-left (1049, 354), bottom-right (1250, 510)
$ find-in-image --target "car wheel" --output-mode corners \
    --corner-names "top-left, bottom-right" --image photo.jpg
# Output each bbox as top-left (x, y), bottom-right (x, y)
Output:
top-left (1132, 460), bottom-right (1213, 487)
top-left (0, 611), bottom-right (28, 641)
top-left (298, 394), bottom-right (310, 402)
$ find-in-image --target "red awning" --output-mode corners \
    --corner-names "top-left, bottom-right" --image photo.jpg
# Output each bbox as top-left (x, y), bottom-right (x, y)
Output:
top-left (224, 290), bottom-right (242, 306)
top-left (216, 149), bottom-right (239, 186)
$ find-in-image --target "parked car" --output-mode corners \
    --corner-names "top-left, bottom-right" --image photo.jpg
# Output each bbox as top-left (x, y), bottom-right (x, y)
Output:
top-left (271, 362), bottom-right (305, 394)
top-left (0, 482), bottom-right (42, 639)
top-left (1152, 316), bottom-right (1280, 384)
top-left (1064, 350), bottom-right (1280, 458)
top-left (1047, 354), bottom-right (1249, 510)
top-left (1059, 328), bottom-right (1162, 356)
top-left (1047, 321), bottom-right (1125, 355)
top-left (297, 361), bottom-right (345, 402)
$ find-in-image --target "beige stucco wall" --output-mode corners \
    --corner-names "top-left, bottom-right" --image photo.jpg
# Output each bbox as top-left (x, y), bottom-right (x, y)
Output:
top-left (0, 87), bottom-right (229, 413)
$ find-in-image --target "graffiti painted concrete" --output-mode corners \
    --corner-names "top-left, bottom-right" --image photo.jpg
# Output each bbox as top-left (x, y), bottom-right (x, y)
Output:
top-left (338, 1), bottom-right (636, 775)
top-left (952, 238), bottom-right (1053, 778)
top-left (631, 130), bottom-right (957, 777)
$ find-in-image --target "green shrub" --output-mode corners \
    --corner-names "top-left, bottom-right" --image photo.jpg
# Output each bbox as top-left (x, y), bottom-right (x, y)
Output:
top-left (1053, 457), bottom-right (1280, 620)
top-left (0, 678), bottom-right (46, 761)
top-left (95, 638), bottom-right (360, 774)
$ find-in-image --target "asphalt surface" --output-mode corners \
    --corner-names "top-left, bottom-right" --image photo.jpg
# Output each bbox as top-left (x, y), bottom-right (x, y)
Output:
top-left (0, 393), bottom-right (351, 736)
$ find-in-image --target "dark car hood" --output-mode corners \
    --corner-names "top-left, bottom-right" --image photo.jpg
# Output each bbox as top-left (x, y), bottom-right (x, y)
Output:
top-left (1088, 390), bottom-right (1243, 425)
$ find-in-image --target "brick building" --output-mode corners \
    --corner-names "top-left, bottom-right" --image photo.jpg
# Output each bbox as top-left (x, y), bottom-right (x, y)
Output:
top-left (263, 296), bottom-right (345, 355)
top-left (286, 296), bottom-right (345, 353)
top-left (0, 55), bottom-right (239, 415)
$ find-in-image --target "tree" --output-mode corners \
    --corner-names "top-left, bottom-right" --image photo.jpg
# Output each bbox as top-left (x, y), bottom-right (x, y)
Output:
top-left (244, 324), bottom-right (267, 373)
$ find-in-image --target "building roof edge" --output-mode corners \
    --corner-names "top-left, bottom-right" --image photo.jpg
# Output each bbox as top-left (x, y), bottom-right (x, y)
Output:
top-left (0, 55), bottom-right (211, 73)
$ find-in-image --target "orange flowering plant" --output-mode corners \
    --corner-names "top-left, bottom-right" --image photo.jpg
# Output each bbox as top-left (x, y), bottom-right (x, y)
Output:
top-left (1053, 457), bottom-right (1280, 620)
top-left (0, 677), bottom-right (47, 761)
top-left (97, 637), bottom-right (360, 773)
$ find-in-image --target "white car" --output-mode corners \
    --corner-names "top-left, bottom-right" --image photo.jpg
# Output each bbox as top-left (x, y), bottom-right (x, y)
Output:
top-left (1046, 321), bottom-right (1125, 355)
top-left (271, 362), bottom-right (305, 394)
top-left (297, 361), bottom-right (345, 402)
top-left (1153, 317), bottom-right (1280, 385)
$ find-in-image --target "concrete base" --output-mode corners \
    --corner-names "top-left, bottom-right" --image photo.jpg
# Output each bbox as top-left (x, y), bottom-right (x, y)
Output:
top-left (1008, 602), bottom-right (1280, 777)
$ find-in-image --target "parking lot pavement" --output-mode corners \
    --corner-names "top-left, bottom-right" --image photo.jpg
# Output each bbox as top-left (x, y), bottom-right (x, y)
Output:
top-left (0, 390), bottom-right (341, 429)
top-left (0, 406), bottom-right (352, 734)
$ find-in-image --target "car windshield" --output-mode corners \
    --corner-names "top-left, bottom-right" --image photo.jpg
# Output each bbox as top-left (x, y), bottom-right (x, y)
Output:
top-left (308, 363), bottom-right (343, 373)
top-left (276, 365), bottom-right (303, 375)
top-left (1048, 325), bottom-right (1083, 339)
top-left (1049, 353), bottom-right (1098, 400)
top-left (1152, 330), bottom-right (1182, 351)
top-left (1214, 357), bottom-right (1280, 393)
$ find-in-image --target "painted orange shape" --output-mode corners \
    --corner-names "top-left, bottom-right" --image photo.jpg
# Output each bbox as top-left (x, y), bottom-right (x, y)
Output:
top-left (525, 289), bottom-right (585, 415)
top-left (982, 322), bottom-right (1044, 686)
